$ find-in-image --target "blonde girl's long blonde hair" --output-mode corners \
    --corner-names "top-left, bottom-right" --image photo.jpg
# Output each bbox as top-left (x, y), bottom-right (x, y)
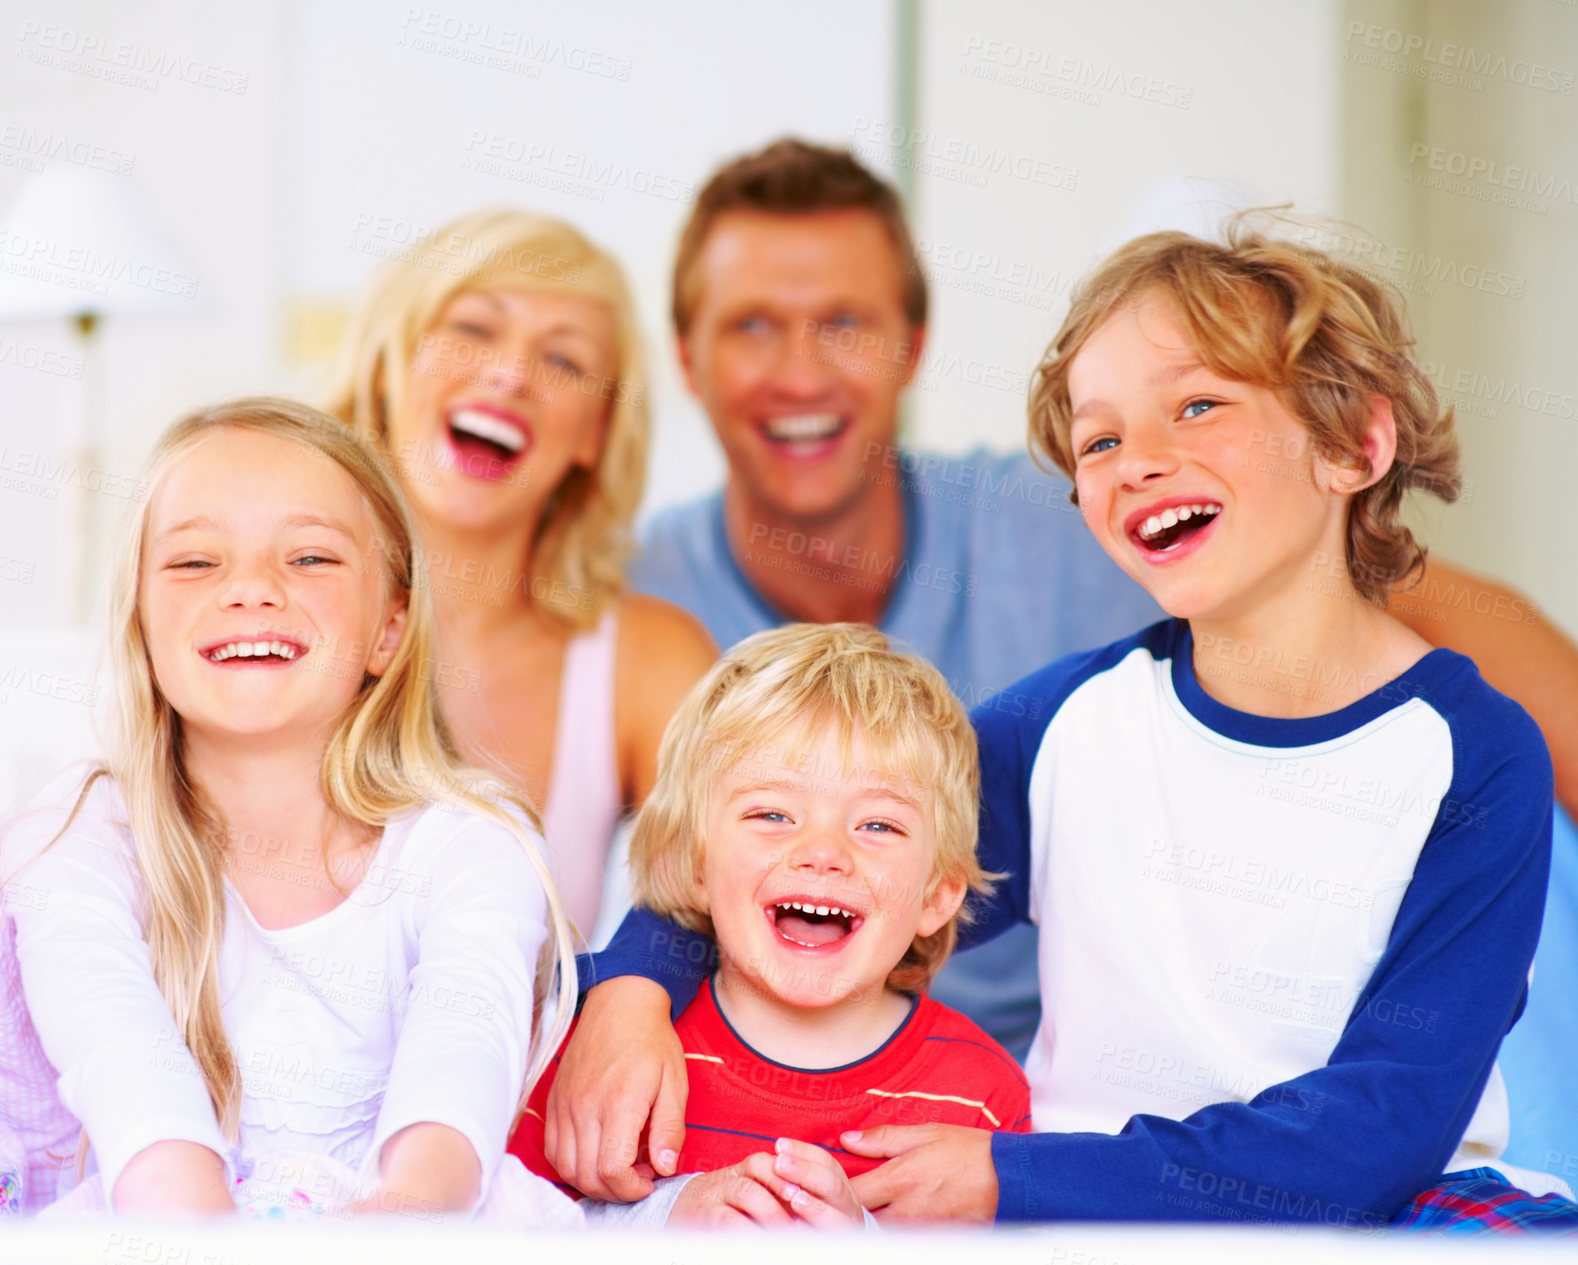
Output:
top-left (324, 207), bottom-right (650, 631)
top-left (96, 396), bottom-right (576, 1139)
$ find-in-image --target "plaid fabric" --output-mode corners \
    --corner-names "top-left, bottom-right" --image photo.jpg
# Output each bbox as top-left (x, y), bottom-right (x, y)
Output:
top-left (1392, 1168), bottom-right (1578, 1235)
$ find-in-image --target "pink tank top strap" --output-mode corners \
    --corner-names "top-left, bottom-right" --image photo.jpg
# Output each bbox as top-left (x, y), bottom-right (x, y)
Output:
top-left (540, 607), bottom-right (623, 947)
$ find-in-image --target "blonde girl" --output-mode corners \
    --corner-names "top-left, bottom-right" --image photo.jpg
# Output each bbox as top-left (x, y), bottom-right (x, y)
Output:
top-left (327, 208), bottom-right (715, 947)
top-left (2, 398), bottom-right (577, 1221)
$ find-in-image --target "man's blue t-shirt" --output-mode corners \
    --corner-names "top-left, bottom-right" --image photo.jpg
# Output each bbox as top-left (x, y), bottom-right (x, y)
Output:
top-left (629, 448), bottom-right (1163, 1057)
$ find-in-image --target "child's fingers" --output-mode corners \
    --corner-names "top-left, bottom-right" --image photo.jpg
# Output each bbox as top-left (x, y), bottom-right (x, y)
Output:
top-left (792, 1187), bottom-right (863, 1228)
top-left (772, 1139), bottom-right (862, 1222)
top-left (720, 1161), bottom-right (795, 1227)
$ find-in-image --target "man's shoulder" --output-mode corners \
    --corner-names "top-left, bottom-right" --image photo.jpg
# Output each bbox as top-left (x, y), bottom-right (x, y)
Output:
top-left (897, 445), bottom-right (1160, 620)
top-left (630, 492), bottom-right (729, 603)
top-left (640, 490), bottom-right (723, 548)
top-left (901, 446), bottom-right (1077, 525)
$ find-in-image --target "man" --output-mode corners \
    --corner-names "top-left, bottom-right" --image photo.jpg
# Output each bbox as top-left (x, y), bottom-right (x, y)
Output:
top-left (631, 139), bottom-right (1159, 1057)
top-left (629, 138), bottom-right (1578, 1064)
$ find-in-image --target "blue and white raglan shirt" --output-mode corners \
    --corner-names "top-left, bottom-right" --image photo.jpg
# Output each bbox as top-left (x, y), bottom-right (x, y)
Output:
top-left (592, 619), bottom-right (1554, 1224)
top-left (974, 619), bottom-right (1552, 1222)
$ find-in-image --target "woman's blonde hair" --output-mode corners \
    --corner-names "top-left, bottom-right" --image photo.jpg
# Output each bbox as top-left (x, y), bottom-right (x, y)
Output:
top-left (324, 207), bottom-right (649, 630)
top-left (86, 396), bottom-right (575, 1140)
top-left (630, 623), bottom-right (992, 994)
top-left (1028, 221), bottom-right (1461, 604)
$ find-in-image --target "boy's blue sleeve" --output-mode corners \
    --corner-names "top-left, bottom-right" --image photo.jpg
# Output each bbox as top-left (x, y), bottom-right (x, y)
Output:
top-left (577, 908), bottom-right (716, 1019)
top-left (958, 694), bottom-right (1041, 950)
top-left (991, 700), bottom-right (1554, 1224)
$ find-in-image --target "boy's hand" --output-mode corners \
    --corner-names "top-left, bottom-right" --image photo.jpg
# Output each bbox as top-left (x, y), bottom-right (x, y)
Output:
top-left (544, 977), bottom-right (688, 1201)
top-left (770, 1138), bottom-right (864, 1227)
top-left (844, 1124), bottom-right (998, 1223)
top-left (667, 1154), bottom-right (795, 1228)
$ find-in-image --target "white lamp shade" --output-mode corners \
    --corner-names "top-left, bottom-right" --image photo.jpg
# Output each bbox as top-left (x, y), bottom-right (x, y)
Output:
top-left (0, 167), bottom-right (201, 321)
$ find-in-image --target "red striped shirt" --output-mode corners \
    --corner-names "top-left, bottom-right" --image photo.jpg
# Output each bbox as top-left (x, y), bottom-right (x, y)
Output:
top-left (511, 978), bottom-right (1031, 1192)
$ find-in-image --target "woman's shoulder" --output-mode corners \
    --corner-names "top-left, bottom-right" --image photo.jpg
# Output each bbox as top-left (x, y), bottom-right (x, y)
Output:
top-left (613, 594), bottom-right (716, 704)
top-left (616, 593), bottom-right (717, 664)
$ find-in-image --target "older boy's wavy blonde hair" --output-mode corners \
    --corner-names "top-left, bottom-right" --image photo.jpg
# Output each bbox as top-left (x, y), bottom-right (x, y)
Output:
top-left (82, 397), bottom-right (576, 1140)
top-left (630, 623), bottom-right (991, 995)
top-left (1029, 220), bottom-right (1461, 604)
top-left (324, 207), bottom-right (649, 630)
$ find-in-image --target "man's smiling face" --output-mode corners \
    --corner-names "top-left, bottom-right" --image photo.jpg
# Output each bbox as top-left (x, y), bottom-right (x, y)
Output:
top-left (678, 208), bottom-right (925, 528)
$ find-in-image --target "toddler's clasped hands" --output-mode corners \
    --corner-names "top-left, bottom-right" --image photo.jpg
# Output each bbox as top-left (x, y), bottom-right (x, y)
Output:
top-left (670, 1138), bottom-right (863, 1228)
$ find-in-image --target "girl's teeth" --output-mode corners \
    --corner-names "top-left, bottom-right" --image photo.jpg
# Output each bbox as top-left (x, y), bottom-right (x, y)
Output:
top-left (210, 640), bottom-right (299, 662)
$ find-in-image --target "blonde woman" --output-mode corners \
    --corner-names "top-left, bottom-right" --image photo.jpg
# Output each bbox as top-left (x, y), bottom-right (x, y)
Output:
top-left (1, 400), bottom-right (579, 1221)
top-left (327, 209), bottom-right (715, 945)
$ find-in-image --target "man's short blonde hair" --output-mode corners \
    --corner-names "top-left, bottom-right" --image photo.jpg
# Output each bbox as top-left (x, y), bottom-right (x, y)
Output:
top-left (630, 623), bottom-right (990, 994)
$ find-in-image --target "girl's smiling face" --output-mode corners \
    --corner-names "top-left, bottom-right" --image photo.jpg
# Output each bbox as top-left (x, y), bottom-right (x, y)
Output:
top-left (1066, 290), bottom-right (1358, 626)
top-left (139, 427), bottom-right (407, 752)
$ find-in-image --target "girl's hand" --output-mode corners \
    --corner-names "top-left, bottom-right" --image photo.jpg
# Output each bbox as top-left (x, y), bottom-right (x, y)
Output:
top-left (347, 1122), bottom-right (481, 1219)
top-left (667, 1154), bottom-right (793, 1228)
top-left (113, 1140), bottom-right (237, 1217)
top-left (771, 1138), bottom-right (863, 1227)
top-left (545, 977), bottom-right (688, 1201)
top-left (844, 1124), bottom-right (998, 1223)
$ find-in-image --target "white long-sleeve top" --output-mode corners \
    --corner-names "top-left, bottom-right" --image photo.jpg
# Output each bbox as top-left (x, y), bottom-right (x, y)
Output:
top-left (2, 769), bottom-right (547, 1206)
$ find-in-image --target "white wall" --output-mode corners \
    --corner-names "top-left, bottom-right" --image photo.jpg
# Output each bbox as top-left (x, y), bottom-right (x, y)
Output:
top-left (905, 1), bottom-right (1341, 454)
top-left (0, 0), bottom-right (897, 628)
top-left (1341, 0), bottom-right (1578, 633)
top-left (2, 0), bottom-right (1571, 641)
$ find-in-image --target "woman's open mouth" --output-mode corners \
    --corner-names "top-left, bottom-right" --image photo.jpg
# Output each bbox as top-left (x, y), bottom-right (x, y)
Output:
top-left (446, 407), bottom-right (530, 479)
top-left (767, 898), bottom-right (864, 949)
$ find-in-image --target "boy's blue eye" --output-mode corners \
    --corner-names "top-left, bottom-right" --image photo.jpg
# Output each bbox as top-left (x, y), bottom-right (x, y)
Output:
top-left (1181, 399), bottom-right (1218, 419)
top-left (749, 809), bottom-right (790, 823)
top-left (858, 819), bottom-right (902, 834)
top-left (827, 313), bottom-right (861, 330)
top-left (292, 554), bottom-right (337, 567)
top-left (1081, 436), bottom-right (1119, 456)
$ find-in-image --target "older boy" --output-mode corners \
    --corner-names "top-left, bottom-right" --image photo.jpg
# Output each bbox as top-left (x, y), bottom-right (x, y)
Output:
top-left (510, 624), bottom-right (1029, 1227)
